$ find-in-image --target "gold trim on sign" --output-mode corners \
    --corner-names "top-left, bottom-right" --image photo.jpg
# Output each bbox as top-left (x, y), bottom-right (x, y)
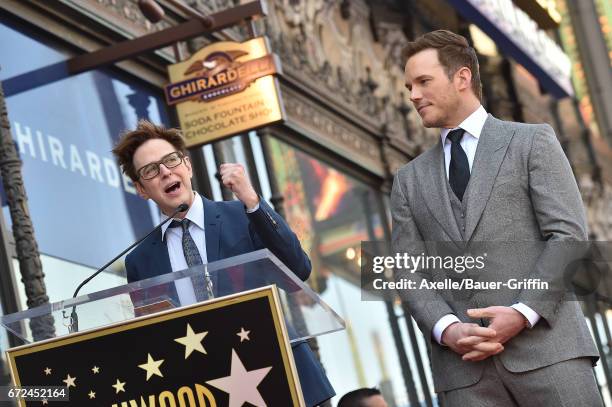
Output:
top-left (268, 286), bottom-right (306, 406)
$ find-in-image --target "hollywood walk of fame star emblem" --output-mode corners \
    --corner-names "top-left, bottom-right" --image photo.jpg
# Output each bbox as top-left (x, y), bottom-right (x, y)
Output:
top-left (206, 349), bottom-right (272, 407)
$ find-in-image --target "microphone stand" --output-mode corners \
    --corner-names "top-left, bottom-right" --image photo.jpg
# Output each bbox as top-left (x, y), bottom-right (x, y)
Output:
top-left (63, 204), bottom-right (189, 333)
top-left (204, 264), bottom-right (214, 299)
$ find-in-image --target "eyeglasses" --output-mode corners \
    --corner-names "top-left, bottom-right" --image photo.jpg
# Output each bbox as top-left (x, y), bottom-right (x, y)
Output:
top-left (137, 151), bottom-right (185, 180)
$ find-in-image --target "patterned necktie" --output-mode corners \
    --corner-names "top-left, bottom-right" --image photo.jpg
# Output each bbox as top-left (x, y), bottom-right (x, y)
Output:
top-left (448, 128), bottom-right (470, 201)
top-left (171, 219), bottom-right (203, 267)
top-left (169, 219), bottom-right (210, 300)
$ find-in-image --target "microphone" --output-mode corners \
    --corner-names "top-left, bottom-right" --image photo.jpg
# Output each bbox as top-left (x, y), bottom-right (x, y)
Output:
top-left (65, 203), bottom-right (189, 332)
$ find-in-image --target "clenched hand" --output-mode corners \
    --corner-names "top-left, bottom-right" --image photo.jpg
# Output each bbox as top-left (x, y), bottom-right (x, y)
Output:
top-left (219, 163), bottom-right (259, 210)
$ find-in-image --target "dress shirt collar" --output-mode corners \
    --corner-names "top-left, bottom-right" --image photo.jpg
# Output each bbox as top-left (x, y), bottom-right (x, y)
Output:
top-left (440, 105), bottom-right (488, 145)
top-left (160, 191), bottom-right (204, 241)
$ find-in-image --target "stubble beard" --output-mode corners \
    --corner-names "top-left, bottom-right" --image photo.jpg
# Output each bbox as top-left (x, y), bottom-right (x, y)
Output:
top-left (420, 111), bottom-right (447, 129)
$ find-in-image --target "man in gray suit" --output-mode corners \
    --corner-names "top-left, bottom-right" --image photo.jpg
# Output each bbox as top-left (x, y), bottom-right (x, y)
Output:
top-left (391, 30), bottom-right (602, 406)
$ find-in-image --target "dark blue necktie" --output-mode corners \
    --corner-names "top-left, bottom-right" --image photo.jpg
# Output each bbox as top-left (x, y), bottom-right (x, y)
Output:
top-left (448, 128), bottom-right (470, 201)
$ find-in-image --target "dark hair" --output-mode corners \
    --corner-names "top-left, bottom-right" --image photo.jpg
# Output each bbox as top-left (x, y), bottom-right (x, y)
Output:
top-left (338, 388), bottom-right (382, 407)
top-left (112, 119), bottom-right (187, 182)
top-left (403, 30), bottom-right (482, 101)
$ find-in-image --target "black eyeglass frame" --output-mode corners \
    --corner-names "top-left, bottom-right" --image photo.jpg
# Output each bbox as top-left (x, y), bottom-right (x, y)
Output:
top-left (136, 151), bottom-right (186, 180)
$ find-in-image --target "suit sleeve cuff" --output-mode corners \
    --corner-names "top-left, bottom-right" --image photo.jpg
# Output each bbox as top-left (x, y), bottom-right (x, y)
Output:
top-left (433, 314), bottom-right (460, 345)
top-left (245, 202), bottom-right (260, 213)
top-left (511, 303), bottom-right (541, 328)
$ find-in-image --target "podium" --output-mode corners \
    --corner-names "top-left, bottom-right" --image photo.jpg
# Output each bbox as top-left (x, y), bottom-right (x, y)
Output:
top-left (1, 249), bottom-right (345, 406)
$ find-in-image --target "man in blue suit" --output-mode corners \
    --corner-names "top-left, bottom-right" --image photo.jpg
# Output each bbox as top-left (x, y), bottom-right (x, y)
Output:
top-left (112, 119), bottom-right (334, 406)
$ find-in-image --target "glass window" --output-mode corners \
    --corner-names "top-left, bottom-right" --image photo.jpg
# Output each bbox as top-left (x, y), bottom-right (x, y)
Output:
top-left (0, 296), bottom-right (11, 386)
top-left (0, 18), bottom-right (170, 304)
top-left (200, 132), bottom-right (271, 202)
top-left (267, 137), bottom-right (416, 404)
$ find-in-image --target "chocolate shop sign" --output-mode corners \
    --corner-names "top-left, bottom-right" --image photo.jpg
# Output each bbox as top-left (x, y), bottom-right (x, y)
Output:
top-left (165, 37), bottom-right (285, 147)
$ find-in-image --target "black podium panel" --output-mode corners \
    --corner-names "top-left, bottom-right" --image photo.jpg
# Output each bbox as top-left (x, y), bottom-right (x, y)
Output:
top-left (7, 287), bottom-right (303, 406)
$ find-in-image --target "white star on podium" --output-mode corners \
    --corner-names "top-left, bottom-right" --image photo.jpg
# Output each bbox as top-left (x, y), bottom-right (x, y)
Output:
top-left (63, 374), bottom-right (76, 388)
top-left (174, 323), bottom-right (208, 359)
top-left (237, 327), bottom-right (251, 342)
top-left (112, 379), bottom-right (126, 393)
top-left (138, 353), bottom-right (164, 381)
top-left (206, 349), bottom-right (272, 407)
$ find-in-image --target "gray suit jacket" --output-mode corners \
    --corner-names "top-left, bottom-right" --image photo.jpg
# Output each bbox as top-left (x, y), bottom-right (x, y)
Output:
top-left (390, 114), bottom-right (599, 392)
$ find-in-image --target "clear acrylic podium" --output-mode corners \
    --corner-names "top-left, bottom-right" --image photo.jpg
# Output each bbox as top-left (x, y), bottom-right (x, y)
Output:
top-left (1, 249), bottom-right (345, 345)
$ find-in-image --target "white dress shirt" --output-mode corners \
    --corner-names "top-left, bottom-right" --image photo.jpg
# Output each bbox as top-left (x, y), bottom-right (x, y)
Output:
top-left (161, 192), bottom-right (208, 305)
top-left (432, 105), bottom-right (541, 345)
top-left (159, 192), bottom-right (259, 305)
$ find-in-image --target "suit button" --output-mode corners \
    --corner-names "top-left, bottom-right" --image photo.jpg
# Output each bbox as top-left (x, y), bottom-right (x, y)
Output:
top-left (461, 212), bottom-right (465, 218)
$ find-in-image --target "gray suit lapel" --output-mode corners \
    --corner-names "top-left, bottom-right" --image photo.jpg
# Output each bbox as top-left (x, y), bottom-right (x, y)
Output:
top-left (418, 142), bottom-right (463, 242)
top-left (464, 115), bottom-right (515, 241)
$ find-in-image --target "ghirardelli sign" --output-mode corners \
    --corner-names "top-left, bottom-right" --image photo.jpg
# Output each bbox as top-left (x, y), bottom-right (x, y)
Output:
top-left (165, 37), bottom-right (285, 147)
top-left (165, 50), bottom-right (277, 105)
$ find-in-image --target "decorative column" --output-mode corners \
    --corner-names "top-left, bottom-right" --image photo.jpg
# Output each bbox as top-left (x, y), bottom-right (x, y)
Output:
top-left (0, 80), bottom-right (54, 341)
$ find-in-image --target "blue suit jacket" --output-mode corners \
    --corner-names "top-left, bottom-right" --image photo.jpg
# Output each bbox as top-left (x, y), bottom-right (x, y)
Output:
top-left (125, 196), bottom-right (334, 406)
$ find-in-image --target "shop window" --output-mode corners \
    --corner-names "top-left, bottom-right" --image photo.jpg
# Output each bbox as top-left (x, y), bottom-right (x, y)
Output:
top-left (0, 19), bottom-right (169, 304)
top-left (267, 137), bottom-right (419, 405)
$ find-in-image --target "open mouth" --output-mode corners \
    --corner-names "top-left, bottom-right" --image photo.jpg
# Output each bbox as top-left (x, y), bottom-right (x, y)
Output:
top-left (165, 182), bottom-right (180, 194)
